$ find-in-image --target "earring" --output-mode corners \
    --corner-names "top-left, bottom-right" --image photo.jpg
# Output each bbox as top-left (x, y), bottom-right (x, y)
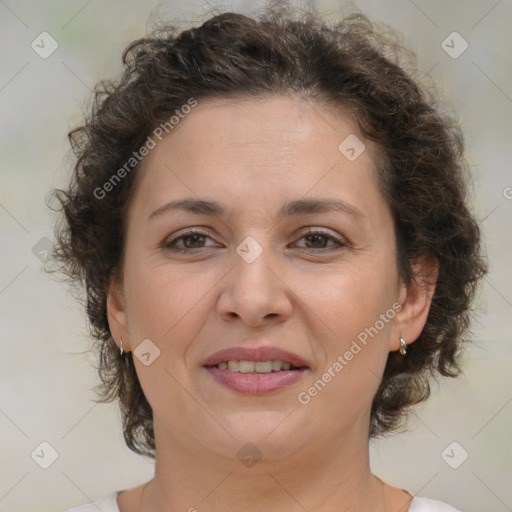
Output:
top-left (399, 337), bottom-right (407, 356)
top-left (119, 338), bottom-right (124, 356)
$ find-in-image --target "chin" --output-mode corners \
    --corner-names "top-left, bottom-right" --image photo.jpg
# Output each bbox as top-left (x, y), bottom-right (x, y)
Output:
top-left (206, 409), bottom-right (309, 462)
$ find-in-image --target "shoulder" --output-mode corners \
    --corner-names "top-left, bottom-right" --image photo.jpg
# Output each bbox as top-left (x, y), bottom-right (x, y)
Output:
top-left (410, 496), bottom-right (464, 512)
top-left (60, 491), bottom-right (121, 512)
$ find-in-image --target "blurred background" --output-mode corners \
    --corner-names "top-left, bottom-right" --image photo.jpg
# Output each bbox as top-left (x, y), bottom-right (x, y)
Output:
top-left (0, 1), bottom-right (510, 511)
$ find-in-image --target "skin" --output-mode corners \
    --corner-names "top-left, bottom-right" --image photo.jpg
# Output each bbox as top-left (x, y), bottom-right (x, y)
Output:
top-left (107, 95), bottom-right (437, 512)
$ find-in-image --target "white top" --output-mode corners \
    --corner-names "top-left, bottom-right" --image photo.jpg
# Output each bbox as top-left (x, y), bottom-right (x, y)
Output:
top-left (62, 490), bottom-right (464, 511)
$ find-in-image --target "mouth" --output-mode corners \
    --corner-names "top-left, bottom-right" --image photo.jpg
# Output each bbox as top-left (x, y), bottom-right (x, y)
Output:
top-left (203, 346), bottom-right (309, 394)
top-left (205, 360), bottom-right (305, 373)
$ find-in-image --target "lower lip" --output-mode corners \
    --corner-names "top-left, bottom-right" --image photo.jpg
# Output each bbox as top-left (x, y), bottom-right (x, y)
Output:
top-left (205, 367), bottom-right (307, 394)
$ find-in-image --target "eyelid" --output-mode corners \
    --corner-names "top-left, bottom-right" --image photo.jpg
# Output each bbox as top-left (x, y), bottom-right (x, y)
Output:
top-left (163, 226), bottom-right (347, 252)
top-left (163, 227), bottom-right (218, 248)
top-left (290, 227), bottom-right (347, 250)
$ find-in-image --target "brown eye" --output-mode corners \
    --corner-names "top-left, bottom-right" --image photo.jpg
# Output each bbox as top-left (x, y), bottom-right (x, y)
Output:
top-left (293, 229), bottom-right (345, 251)
top-left (165, 230), bottom-right (217, 252)
top-left (164, 228), bottom-right (345, 253)
top-left (180, 234), bottom-right (207, 248)
top-left (304, 234), bottom-right (330, 248)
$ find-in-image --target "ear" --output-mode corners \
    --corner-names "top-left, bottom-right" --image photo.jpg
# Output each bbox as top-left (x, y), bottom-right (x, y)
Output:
top-left (106, 275), bottom-right (131, 352)
top-left (389, 255), bottom-right (439, 352)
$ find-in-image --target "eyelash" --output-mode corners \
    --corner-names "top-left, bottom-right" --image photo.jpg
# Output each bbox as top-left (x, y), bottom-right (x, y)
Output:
top-left (164, 228), bottom-right (346, 253)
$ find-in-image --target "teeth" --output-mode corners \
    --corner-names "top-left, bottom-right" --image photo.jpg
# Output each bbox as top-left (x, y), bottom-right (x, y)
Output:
top-left (239, 360), bottom-right (255, 373)
top-left (227, 360), bottom-right (239, 371)
top-left (254, 361), bottom-right (272, 373)
top-left (215, 360), bottom-right (297, 373)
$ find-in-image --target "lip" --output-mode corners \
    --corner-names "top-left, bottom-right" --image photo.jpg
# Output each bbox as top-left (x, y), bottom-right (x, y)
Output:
top-left (203, 345), bottom-right (309, 395)
top-left (205, 366), bottom-right (308, 394)
top-left (202, 346), bottom-right (309, 368)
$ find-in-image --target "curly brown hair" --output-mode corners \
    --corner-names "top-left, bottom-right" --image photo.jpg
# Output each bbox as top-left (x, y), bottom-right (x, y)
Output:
top-left (49, 3), bottom-right (487, 458)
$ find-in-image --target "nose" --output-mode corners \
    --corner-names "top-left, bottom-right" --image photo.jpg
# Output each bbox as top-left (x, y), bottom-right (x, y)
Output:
top-left (216, 238), bottom-right (293, 328)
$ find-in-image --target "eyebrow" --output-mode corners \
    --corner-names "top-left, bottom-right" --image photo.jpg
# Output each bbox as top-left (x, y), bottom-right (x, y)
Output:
top-left (147, 197), bottom-right (364, 222)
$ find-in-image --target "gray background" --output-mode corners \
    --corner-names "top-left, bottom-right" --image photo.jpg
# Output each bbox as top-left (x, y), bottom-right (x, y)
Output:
top-left (1, 0), bottom-right (511, 511)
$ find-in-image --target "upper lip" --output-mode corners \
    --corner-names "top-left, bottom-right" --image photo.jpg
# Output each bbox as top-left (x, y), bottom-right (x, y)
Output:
top-left (203, 346), bottom-right (309, 368)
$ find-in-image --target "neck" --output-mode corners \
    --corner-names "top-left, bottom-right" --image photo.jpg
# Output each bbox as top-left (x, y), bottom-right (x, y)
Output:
top-left (141, 416), bottom-right (395, 512)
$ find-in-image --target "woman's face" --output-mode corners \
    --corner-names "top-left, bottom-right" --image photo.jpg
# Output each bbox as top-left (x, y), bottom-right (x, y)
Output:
top-left (108, 95), bottom-right (421, 464)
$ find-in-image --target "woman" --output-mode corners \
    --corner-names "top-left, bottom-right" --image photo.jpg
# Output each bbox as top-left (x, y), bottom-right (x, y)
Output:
top-left (52, 4), bottom-right (486, 511)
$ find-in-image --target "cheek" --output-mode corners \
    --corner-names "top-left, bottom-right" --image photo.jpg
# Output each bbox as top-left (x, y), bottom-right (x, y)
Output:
top-left (123, 260), bottom-right (214, 413)
top-left (298, 285), bottom-right (395, 424)
top-left (307, 260), bottom-right (396, 337)
top-left (123, 255), bottom-right (206, 347)
top-left (301, 256), bottom-right (398, 395)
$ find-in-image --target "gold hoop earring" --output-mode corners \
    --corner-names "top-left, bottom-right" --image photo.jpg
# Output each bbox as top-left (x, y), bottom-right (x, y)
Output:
top-left (399, 337), bottom-right (407, 356)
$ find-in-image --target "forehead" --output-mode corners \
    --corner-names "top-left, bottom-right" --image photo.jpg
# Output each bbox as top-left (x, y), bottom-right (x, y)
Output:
top-left (160, 94), bottom-right (365, 152)
top-left (128, 94), bottom-right (388, 226)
